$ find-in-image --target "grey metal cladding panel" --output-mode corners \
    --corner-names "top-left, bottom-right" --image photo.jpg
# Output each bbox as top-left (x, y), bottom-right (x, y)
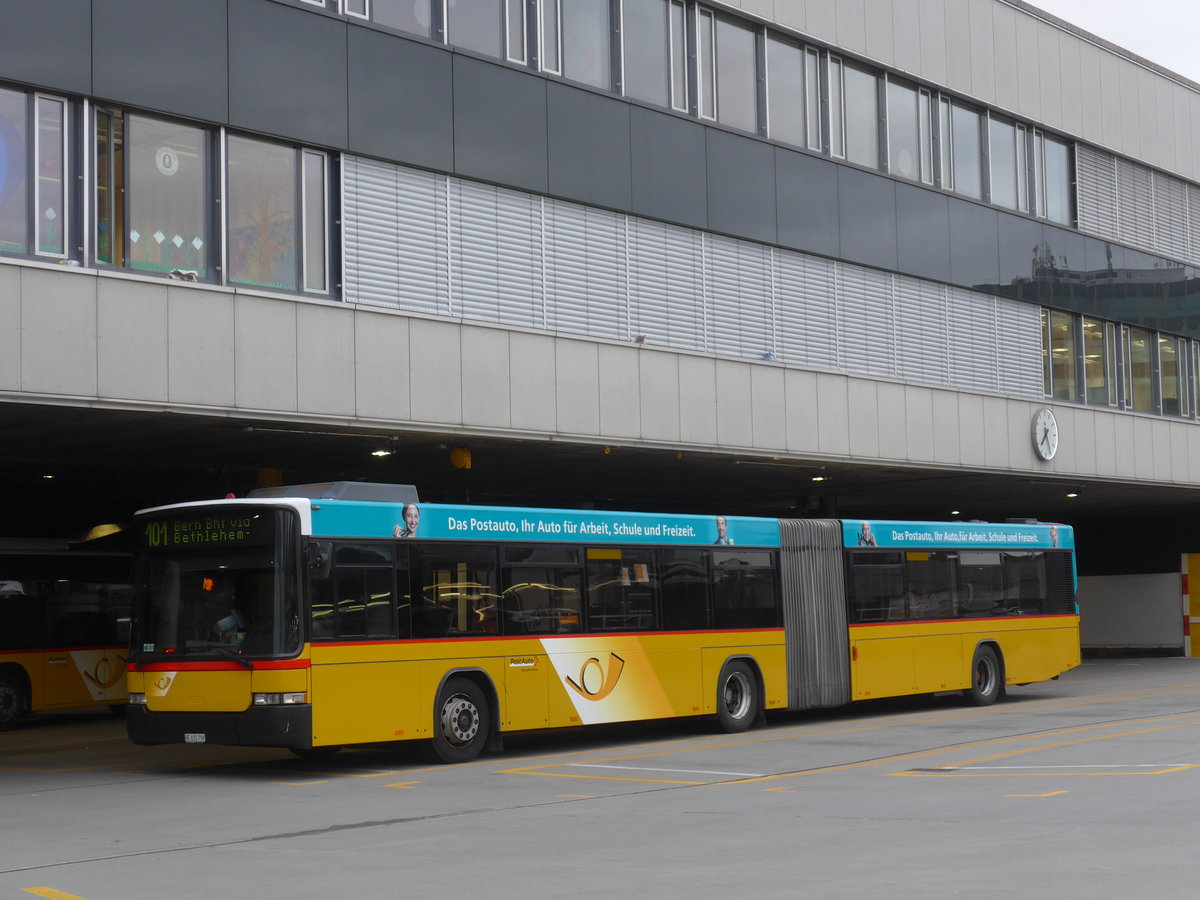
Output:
top-left (837, 167), bottom-right (898, 272)
top-left (948, 198), bottom-right (999, 289)
top-left (93, 0), bottom-right (227, 123)
top-left (347, 26), bottom-right (453, 170)
top-left (453, 56), bottom-right (548, 194)
top-left (706, 130), bottom-right (777, 245)
top-left (775, 148), bottom-right (839, 257)
top-left (0, 0), bottom-right (91, 94)
top-left (547, 83), bottom-right (632, 212)
top-left (779, 518), bottom-right (851, 711)
top-left (229, 0), bottom-right (349, 148)
top-left (895, 183), bottom-right (951, 283)
top-left (630, 107), bottom-right (707, 229)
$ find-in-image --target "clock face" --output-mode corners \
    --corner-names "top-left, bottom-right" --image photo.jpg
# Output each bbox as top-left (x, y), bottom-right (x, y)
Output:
top-left (1032, 408), bottom-right (1059, 460)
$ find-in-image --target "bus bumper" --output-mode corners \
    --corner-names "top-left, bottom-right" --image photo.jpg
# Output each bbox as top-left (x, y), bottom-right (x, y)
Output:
top-left (126, 704), bottom-right (313, 749)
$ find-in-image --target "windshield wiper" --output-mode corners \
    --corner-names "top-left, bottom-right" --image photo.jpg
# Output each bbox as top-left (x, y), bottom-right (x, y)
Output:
top-left (183, 641), bottom-right (254, 669)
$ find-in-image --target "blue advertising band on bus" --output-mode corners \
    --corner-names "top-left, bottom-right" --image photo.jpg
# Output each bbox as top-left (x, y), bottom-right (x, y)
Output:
top-left (844, 519), bottom-right (1072, 551)
top-left (311, 502), bottom-right (783, 547)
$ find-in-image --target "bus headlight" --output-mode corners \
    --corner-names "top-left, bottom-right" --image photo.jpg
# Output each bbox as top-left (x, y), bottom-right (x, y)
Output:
top-left (252, 692), bottom-right (308, 706)
top-left (128, 693), bottom-right (147, 705)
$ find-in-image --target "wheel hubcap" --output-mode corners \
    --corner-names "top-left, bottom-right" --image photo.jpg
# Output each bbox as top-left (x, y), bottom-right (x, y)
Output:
top-left (724, 672), bottom-right (751, 719)
top-left (441, 694), bottom-right (479, 745)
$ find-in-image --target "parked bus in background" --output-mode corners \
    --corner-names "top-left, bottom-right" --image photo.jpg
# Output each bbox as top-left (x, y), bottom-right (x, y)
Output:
top-left (125, 483), bottom-right (1079, 762)
top-left (0, 542), bottom-right (132, 729)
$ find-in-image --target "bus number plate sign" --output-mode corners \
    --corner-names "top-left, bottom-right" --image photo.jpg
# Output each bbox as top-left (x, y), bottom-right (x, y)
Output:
top-left (184, 733), bottom-right (207, 744)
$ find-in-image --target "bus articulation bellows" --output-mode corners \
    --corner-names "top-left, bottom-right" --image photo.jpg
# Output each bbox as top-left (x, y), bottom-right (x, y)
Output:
top-left (125, 483), bottom-right (1080, 762)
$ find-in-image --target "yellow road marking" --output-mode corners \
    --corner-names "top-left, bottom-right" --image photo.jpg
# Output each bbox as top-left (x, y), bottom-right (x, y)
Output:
top-left (385, 782), bottom-right (420, 789)
top-left (1006, 791), bottom-right (1069, 798)
top-left (24, 888), bottom-right (90, 900)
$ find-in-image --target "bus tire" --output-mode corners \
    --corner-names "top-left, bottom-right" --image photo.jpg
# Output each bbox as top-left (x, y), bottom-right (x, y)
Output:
top-left (966, 645), bottom-right (1003, 706)
top-left (0, 672), bottom-right (26, 730)
top-left (431, 677), bottom-right (490, 763)
top-left (716, 660), bottom-right (758, 733)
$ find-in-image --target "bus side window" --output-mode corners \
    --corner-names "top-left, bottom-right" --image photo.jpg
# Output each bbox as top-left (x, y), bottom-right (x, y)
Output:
top-left (848, 553), bottom-right (905, 622)
top-left (660, 550), bottom-right (711, 630)
top-left (712, 551), bottom-right (779, 628)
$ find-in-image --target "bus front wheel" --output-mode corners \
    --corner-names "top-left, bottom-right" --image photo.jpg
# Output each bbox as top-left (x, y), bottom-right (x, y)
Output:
top-left (716, 660), bottom-right (758, 733)
top-left (966, 645), bottom-right (1003, 706)
top-left (0, 673), bottom-right (26, 730)
top-left (431, 677), bottom-right (490, 763)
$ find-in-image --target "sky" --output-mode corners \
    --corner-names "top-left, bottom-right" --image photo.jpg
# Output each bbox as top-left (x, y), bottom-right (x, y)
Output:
top-left (1028, 0), bottom-right (1200, 83)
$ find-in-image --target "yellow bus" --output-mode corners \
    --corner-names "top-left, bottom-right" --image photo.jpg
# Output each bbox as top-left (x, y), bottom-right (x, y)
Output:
top-left (0, 546), bottom-right (131, 729)
top-left (125, 484), bottom-right (1079, 762)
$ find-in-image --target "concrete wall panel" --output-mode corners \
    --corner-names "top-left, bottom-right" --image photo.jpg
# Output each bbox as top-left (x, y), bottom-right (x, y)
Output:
top-left (904, 385), bottom-right (935, 462)
top-left (784, 369), bottom-right (820, 453)
top-left (848, 379), bottom-right (882, 458)
top-left (930, 390), bottom-right (959, 465)
top-left (640, 350), bottom-right (682, 444)
top-left (0, 265), bottom-right (21, 391)
top-left (97, 278), bottom-right (168, 403)
top-left (409, 319), bottom-right (463, 425)
top-left (957, 393), bottom-right (985, 464)
top-left (297, 303), bottom-right (356, 417)
top-left (751, 366), bottom-right (787, 450)
top-left (353, 310), bottom-right (411, 422)
top-left (1036, 21), bottom-right (1062, 129)
top-left (554, 338), bottom-right (599, 436)
top-left (235, 296), bottom-right (297, 413)
top-left (816, 373), bottom-right (850, 456)
top-left (678, 355), bottom-right (718, 446)
top-left (597, 345), bottom-right (642, 439)
top-left (990, 3), bottom-right (1018, 114)
top-left (967, 0), bottom-right (996, 107)
top-left (916, 0), bottom-right (948, 87)
top-left (19, 268), bottom-right (97, 398)
top-left (460, 325), bottom-right (512, 429)
top-left (715, 360), bottom-right (753, 447)
top-left (167, 288), bottom-right (235, 408)
top-left (1013, 11), bottom-right (1040, 122)
top-left (1057, 32), bottom-right (1084, 139)
top-left (507, 331), bottom-right (558, 434)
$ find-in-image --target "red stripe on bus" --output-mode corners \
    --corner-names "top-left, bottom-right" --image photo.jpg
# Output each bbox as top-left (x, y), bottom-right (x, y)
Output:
top-left (129, 659), bottom-right (310, 672)
top-left (307, 628), bottom-right (787, 648)
top-left (849, 613), bottom-right (1079, 628)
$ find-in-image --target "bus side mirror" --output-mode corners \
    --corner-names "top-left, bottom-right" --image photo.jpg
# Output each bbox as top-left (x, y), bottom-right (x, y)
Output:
top-left (307, 542), bottom-right (332, 581)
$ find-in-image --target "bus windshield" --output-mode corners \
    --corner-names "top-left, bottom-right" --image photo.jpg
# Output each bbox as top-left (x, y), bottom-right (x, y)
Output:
top-left (131, 508), bottom-right (299, 660)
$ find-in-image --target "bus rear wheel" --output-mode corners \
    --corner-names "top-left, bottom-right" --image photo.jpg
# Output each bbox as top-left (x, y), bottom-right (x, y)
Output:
top-left (966, 645), bottom-right (1003, 706)
top-left (431, 677), bottom-right (490, 763)
top-left (0, 673), bottom-right (26, 730)
top-left (716, 660), bottom-right (758, 733)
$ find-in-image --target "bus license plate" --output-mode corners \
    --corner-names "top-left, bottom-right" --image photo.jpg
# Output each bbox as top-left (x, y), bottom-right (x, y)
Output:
top-left (184, 733), bottom-right (207, 744)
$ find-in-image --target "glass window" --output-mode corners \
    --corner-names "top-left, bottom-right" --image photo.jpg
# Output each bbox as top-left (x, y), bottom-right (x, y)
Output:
top-left (412, 545), bottom-right (500, 637)
top-left (302, 150), bottom-right (328, 293)
top-left (1001, 552), bottom-right (1046, 615)
top-left (623, 0), bottom-right (671, 108)
top-left (586, 548), bottom-right (657, 631)
top-left (660, 549), bottom-right (710, 630)
top-left (502, 562), bottom-right (582, 634)
top-left (937, 95), bottom-right (951, 190)
top-left (848, 553), bottom-right (905, 622)
top-left (1125, 325), bottom-right (1154, 412)
top-left (344, 0), bottom-right (368, 15)
top-left (904, 551), bottom-right (958, 620)
top-left (507, 0), bottom-right (527, 63)
top-left (446, 0), bottom-right (505, 59)
top-left (540, 0), bottom-right (561, 74)
top-left (126, 114), bottom-right (209, 278)
top-left (372, 0), bottom-right (434, 39)
top-left (713, 15), bottom-right (757, 132)
top-left (669, 0), bottom-right (687, 112)
top-left (94, 110), bottom-right (123, 266)
top-left (1044, 309), bottom-right (1077, 401)
top-left (1082, 318), bottom-right (1114, 406)
top-left (766, 35), bottom-right (804, 146)
top-left (1161, 335), bottom-right (1185, 416)
top-left (842, 62), bottom-right (878, 169)
top-left (697, 9), bottom-right (716, 119)
top-left (988, 115), bottom-right (1019, 210)
top-left (805, 49), bottom-right (821, 150)
top-left (958, 551), bottom-right (1004, 617)
top-left (0, 86), bottom-right (29, 254)
top-left (35, 96), bottom-right (66, 256)
top-left (711, 551), bottom-right (778, 628)
top-left (887, 79), bottom-right (929, 183)
top-left (828, 57), bottom-right (844, 158)
top-left (1042, 133), bottom-right (1071, 225)
top-left (950, 103), bottom-right (982, 199)
top-left (562, 0), bottom-right (610, 88)
top-left (227, 136), bottom-right (296, 290)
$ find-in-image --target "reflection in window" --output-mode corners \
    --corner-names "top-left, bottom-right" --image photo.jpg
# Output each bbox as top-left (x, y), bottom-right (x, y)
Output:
top-left (988, 115), bottom-right (1025, 211)
top-left (1044, 309), bottom-right (1077, 401)
top-left (586, 548), bottom-right (657, 631)
top-left (697, 8), bottom-right (715, 119)
top-left (1082, 318), bottom-right (1115, 406)
top-left (712, 15), bottom-right (758, 132)
top-left (414, 546), bottom-right (500, 637)
top-left (540, 0), bottom-right (561, 74)
top-left (1161, 335), bottom-right (1184, 416)
top-left (36, 97), bottom-right (67, 256)
top-left (227, 137), bottom-right (296, 290)
top-left (561, 0), bottom-right (610, 88)
top-left (840, 62), bottom-right (878, 168)
top-left (660, 549), bottom-right (710, 630)
top-left (1041, 132), bottom-right (1071, 225)
top-left (623, 0), bottom-right (672, 108)
top-left (371, 0), bottom-right (433, 38)
top-left (95, 110), bottom-right (123, 266)
top-left (445, 0), bottom-right (505, 60)
top-left (711, 551), bottom-right (778, 628)
top-left (950, 103), bottom-right (982, 199)
top-left (849, 553), bottom-right (904, 622)
top-left (905, 552), bottom-right (957, 620)
top-left (766, 35), bottom-right (805, 146)
top-left (502, 565), bottom-right (582, 634)
top-left (829, 58), bottom-right (844, 158)
top-left (302, 150), bottom-right (329, 293)
top-left (887, 80), bottom-right (931, 183)
top-left (1125, 325), bottom-right (1154, 412)
top-left (120, 114), bottom-right (209, 278)
top-left (0, 87), bottom-right (29, 254)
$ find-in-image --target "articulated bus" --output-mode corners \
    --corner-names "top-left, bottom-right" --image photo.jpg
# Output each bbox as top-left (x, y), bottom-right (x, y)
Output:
top-left (125, 483), bottom-right (1079, 762)
top-left (0, 545), bottom-right (131, 729)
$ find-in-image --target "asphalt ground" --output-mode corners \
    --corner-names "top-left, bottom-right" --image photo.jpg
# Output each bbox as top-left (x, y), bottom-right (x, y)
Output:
top-left (2, 657), bottom-right (1199, 899)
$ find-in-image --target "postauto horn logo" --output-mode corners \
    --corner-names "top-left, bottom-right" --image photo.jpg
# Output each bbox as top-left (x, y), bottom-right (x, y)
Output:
top-left (565, 652), bottom-right (625, 701)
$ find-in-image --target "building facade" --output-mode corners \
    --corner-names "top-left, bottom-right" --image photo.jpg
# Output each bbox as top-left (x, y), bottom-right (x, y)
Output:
top-left (3, 0), bottom-right (1200, 647)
